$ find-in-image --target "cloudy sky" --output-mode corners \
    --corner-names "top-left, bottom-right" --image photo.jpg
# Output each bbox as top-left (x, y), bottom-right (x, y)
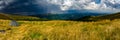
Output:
top-left (0, 0), bottom-right (120, 13)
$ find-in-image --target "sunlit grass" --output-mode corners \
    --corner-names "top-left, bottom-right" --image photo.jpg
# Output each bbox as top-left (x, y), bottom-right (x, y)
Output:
top-left (0, 13), bottom-right (120, 40)
top-left (0, 19), bottom-right (120, 40)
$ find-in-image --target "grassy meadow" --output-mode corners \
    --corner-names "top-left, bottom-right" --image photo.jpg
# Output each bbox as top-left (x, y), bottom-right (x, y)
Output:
top-left (0, 13), bottom-right (120, 40)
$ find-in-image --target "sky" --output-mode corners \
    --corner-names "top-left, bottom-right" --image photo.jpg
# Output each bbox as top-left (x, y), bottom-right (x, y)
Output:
top-left (0, 0), bottom-right (120, 14)
top-left (43, 0), bottom-right (120, 13)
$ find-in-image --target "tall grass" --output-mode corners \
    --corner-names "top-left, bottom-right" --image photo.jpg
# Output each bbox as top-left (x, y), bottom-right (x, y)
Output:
top-left (0, 19), bottom-right (120, 40)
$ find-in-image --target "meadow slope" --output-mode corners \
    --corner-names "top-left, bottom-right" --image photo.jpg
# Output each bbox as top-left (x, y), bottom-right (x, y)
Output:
top-left (0, 13), bottom-right (120, 40)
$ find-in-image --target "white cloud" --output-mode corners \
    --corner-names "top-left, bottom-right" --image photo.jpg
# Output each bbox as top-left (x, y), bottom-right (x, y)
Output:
top-left (84, 2), bottom-right (99, 9)
top-left (44, 0), bottom-right (120, 12)
top-left (0, 0), bottom-right (120, 13)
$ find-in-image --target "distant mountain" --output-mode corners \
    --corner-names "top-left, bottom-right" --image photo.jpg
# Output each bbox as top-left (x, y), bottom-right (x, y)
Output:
top-left (32, 13), bottom-right (105, 20)
top-left (0, 12), bottom-right (120, 21)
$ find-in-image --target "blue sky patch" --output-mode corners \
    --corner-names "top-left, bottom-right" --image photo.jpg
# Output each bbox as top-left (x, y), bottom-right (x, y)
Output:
top-left (94, 0), bottom-right (101, 4)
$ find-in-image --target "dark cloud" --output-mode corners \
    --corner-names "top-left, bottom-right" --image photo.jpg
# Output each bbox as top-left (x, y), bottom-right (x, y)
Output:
top-left (0, 0), bottom-right (120, 14)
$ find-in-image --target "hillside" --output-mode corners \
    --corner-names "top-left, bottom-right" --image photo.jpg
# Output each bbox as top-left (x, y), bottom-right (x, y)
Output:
top-left (0, 13), bottom-right (120, 40)
top-left (0, 12), bottom-right (120, 22)
top-left (79, 12), bottom-right (120, 21)
top-left (92, 12), bottom-right (120, 20)
top-left (0, 13), bottom-right (49, 21)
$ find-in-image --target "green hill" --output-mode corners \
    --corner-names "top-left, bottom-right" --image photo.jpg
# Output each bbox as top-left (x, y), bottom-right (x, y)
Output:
top-left (1, 12), bottom-right (120, 21)
top-left (79, 12), bottom-right (120, 21)
top-left (0, 13), bottom-right (48, 21)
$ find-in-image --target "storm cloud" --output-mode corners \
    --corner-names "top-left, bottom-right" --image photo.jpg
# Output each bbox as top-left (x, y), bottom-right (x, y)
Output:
top-left (0, 0), bottom-right (120, 13)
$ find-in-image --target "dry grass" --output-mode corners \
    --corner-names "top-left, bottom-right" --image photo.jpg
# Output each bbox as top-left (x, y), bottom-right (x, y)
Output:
top-left (0, 19), bottom-right (120, 40)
